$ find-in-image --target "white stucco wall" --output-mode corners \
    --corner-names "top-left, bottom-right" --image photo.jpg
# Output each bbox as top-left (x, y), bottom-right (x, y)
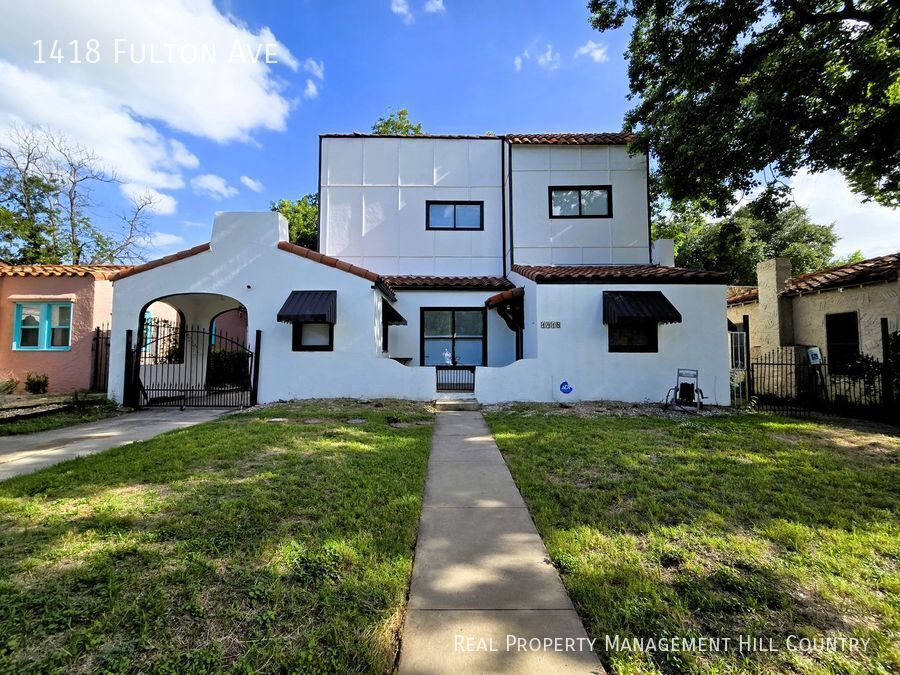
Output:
top-left (386, 290), bottom-right (518, 366)
top-left (109, 212), bottom-right (435, 403)
top-left (477, 281), bottom-right (730, 405)
top-left (510, 145), bottom-right (650, 265)
top-left (320, 136), bottom-right (504, 276)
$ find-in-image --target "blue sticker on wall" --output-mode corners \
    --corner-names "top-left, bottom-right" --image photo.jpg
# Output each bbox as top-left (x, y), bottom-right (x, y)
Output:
top-left (559, 381), bottom-right (573, 395)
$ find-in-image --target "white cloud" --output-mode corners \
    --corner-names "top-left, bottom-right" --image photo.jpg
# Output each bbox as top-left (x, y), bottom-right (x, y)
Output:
top-left (303, 79), bottom-right (319, 99)
top-left (240, 175), bottom-right (264, 192)
top-left (120, 183), bottom-right (178, 215)
top-left (302, 58), bottom-right (325, 80)
top-left (143, 231), bottom-right (185, 254)
top-left (392, 0), bottom-right (414, 24)
top-left (168, 139), bottom-right (199, 169)
top-left (0, 0), bottom-right (304, 192)
top-left (190, 173), bottom-right (238, 200)
top-left (536, 44), bottom-right (560, 71)
top-left (790, 169), bottom-right (900, 258)
top-left (424, 0), bottom-right (445, 13)
top-left (575, 39), bottom-right (608, 63)
top-left (513, 55), bottom-right (523, 72)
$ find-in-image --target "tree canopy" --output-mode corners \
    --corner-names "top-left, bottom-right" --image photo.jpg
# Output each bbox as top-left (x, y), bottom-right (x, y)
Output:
top-left (271, 193), bottom-right (318, 250)
top-left (653, 199), bottom-right (861, 284)
top-left (589, 0), bottom-right (900, 211)
top-left (0, 125), bottom-right (157, 264)
top-left (371, 109), bottom-right (424, 136)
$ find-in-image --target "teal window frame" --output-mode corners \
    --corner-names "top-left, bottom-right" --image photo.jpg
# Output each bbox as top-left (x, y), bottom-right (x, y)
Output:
top-left (12, 302), bottom-right (73, 351)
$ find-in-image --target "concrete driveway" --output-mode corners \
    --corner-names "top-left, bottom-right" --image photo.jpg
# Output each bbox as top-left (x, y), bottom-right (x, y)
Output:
top-left (0, 408), bottom-right (231, 481)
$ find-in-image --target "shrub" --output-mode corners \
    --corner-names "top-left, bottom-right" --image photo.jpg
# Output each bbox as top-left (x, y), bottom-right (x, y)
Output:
top-left (24, 372), bottom-right (49, 395)
top-left (0, 378), bottom-right (18, 395)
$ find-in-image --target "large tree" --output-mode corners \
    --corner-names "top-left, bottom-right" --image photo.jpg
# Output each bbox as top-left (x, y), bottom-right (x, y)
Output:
top-left (271, 193), bottom-right (319, 250)
top-left (653, 199), bottom-right (859, 284)
top-left (0, 125), bottom-right (158, 264)
top-left (589, 0), bottom-right (900, 211)
top-left (371, 109), bottom-right (424, 136)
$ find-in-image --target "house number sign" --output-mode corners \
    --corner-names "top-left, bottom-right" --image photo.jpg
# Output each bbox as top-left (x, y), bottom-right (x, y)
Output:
top-left (540, 321), bottom-right (561, 329)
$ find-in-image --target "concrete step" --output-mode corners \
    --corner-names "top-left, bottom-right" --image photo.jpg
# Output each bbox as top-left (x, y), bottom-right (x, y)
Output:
top-left (434, 399), bottom-right (481, 411)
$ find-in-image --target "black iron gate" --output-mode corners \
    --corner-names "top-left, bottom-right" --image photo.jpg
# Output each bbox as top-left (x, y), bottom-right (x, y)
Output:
top-left (90, 325), bottom-right (111, 392)
top-left (124, 320), bottom-right (261, 408)
top-left (435, 365), bottom-right (476, 392)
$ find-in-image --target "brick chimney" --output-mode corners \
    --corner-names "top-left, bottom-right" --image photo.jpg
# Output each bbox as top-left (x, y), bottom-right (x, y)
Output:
top-left (755, 257), bottom-right (794, 349)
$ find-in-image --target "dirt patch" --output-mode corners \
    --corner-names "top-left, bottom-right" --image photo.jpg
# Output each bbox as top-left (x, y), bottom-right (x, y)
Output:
top-left (483, 400), bottom-right (735, 420)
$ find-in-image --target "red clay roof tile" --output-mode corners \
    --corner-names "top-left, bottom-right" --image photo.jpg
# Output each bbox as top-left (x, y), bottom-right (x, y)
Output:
top-left (0, 264), bottom-right (132, 280)
top-left (511, 264), bottom-right (725, 284)
top-left (109, 243), bottom-right (211, 281)
top-left (383, 275), bottom-right (514, 291)
top-left (485, 286), bottom-right (525, 307)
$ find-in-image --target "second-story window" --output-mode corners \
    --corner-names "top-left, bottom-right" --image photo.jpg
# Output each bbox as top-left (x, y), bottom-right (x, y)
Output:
top-left (549, 185), bottom-right (612, 218)
top-left (426, 201), bottom-right (484, 231)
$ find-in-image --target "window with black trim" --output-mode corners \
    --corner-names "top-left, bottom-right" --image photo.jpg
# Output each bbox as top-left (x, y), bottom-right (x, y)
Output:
top-left (825, 312), bottom-right (859, 372)
top-left (426, 201), bottom-right (484, 230)
top-left (421, 308), bottom-right (486, 365)
top-left (549, 185), bottom-right (612, 218)
top-left (292, 323), bottom-right (334, 351)
top-left (608, 323), bottom-right (658, 353)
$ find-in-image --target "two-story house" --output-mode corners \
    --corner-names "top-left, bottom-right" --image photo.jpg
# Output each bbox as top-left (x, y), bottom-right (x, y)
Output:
top-left (106, 132), bottom-right (730, 407)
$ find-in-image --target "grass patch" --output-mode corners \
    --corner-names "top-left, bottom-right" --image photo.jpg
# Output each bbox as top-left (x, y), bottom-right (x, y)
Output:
top-left (0, 399), bottom-right (433, 672)
top-left (485, 408), bottom-right (900, 674)
top-left (0, 402), bottom-right (119, 437)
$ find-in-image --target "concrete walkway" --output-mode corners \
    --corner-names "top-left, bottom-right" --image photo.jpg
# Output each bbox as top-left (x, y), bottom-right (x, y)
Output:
top-left (0, 408), bottom-right (229, 480)
top-left (400, 411), bottom-right (602, 674)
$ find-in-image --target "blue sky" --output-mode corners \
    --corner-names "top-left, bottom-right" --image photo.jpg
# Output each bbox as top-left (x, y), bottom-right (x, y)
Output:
top-left (0, 0), bottom-right (897, 259)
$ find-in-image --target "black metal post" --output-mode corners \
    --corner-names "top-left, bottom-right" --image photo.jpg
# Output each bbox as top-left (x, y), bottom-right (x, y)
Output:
top-left (251, 329), bottom-right (262, 406)
top-left (881, 317), bottom-right (894, 411)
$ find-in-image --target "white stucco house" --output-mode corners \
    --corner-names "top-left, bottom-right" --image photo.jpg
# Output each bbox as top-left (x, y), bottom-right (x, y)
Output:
top-left (107, 132), bottom-right (730, 406)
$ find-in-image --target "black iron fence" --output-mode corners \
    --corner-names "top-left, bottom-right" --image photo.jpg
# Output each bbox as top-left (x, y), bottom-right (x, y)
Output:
top-left (436, 365), bottom-right (476, 392)
top-left (124, 321), bottom-right (260, 408)
top-left (89, 325), bottom-right (111, 392)
top-left (739, 348), bottom-right (897, 422)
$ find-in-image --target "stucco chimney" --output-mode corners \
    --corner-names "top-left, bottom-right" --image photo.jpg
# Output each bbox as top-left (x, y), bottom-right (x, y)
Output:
top-left (756, 257), bottom-right (794, 347)
top-left (652, 239), bottom-right (675, 266)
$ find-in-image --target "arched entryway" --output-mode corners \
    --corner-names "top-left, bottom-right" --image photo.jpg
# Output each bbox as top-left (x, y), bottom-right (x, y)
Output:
top-left (126, 293), bottom-right (258, 408)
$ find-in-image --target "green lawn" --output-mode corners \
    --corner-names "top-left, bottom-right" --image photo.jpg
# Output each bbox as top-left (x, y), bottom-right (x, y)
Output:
top-left (0, 400), bottom-right (433, 673)
top-left (485, 407), bottom-right (899, 674)
top-left (0, 401), bottom-right (120, 436)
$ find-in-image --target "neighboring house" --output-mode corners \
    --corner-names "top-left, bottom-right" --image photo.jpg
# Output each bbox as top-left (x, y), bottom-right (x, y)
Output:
top-left (0, 264), bottom-right (129, 393)
top-left (727, 254), bottom-right (900, 368)
top-left (107, 132), bottom-right (730, 406)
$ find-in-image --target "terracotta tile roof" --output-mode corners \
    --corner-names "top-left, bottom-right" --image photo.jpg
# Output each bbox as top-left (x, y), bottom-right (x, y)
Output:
top-left (277, 241), bottom-right (397, 300)
top-left (109, 243), bottom-right (211, 281)
top-left (485, 286), bottom-right (524, 307)
top-left (782, 252), bottom-right (900, 296)
top-left (0, 264), bottom-right (131, 280)
top-left (383, 275), bottom-right (514, 291)
top-left (726, 287), bottom-right (759, 304)
top-left (511, 264), bottom-right (726, 284)
top-left (726, 252), bottom-right (900, 305)
top-left (505, 132), bottom-right (634, 145)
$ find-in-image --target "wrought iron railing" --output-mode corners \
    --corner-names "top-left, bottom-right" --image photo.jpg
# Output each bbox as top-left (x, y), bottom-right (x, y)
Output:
top-left (435, 365), bottom-right (476, 392)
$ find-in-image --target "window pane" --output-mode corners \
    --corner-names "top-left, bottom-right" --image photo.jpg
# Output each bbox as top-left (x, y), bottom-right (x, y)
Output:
top-left (20, 327), bottom-right (39, 347)
top-left (610, 324), bottom-right (656, 349)
top-left (455, 204), bottom-right (481, 229)
top-left (424, 339), bottom-right (454, 365)
top-left (20, 305), bottom-right (41, 327)
top-left (551, 189), bottom-right (579, 216)
top-left (454, 339), bottom-right (484, 366)
top-left (302, 323), bottom-right (331, 346)
top-left (454, 311), bottom-right (484, 337)
top-left (581, 189), bottom-right (609, 216)
top-left (53, 304), bottom-right (72, 327)
top-left (428, 204), bottom-right (454, 229)
top-left (423, 311), bottom-right (452, 337)
top-left (51, 327), bottom-right (71, 347)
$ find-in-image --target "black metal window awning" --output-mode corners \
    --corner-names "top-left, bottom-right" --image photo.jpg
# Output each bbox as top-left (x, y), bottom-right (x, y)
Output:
top-left (603, 290), bottom-right (682, 325)
top-left (382, 302), bottom-right (407, 326)
top-left (277, 290), bottom-right (336, 324)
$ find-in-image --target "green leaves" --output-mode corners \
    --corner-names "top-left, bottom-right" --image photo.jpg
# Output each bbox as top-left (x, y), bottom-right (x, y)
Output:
top-left (371, 108), bottom-right (424, 136)
top-left (590, 0), bottom-right (900, 209)
top-left (271, 193), bottom-right (319, 250)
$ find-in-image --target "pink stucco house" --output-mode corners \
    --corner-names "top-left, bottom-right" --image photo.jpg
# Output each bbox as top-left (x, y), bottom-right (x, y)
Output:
top-left (0, 264), bottom-right (130, 394)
